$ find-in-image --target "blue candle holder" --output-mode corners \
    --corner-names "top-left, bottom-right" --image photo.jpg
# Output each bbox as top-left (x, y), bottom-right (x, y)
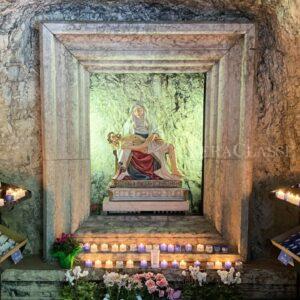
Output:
top-left (174, 245), bottom-right (181, 253)
top-left (160, 243), bottom-right (167, 252)
top-left (5, 195), bottom-right (14, 202)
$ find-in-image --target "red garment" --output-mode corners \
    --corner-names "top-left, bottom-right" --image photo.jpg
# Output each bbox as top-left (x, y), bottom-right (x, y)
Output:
top-left (130, 151), bottom-right (161, 179)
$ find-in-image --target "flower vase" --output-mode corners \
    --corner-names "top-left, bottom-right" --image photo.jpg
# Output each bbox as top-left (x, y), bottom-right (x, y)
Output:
top-left (52, 247), bottom-right (82, 269)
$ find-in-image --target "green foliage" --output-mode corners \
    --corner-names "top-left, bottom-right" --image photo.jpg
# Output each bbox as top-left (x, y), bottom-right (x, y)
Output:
top-left (60, 281), bottom-right (98, 300)
top-left (182, 283), bottom-right (242, 300)
top-left (90, 73), bottom-right (205, 212)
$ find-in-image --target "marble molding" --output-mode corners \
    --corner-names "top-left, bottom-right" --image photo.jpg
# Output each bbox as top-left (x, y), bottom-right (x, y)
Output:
top-left (40, 22), bottom-right (255, 260)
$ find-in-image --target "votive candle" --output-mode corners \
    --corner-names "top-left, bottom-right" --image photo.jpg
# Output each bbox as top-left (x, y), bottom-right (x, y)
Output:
top-left (275, 190), bottom-right (285, 200)
top-left (120, 244), bottom-right (127, 252)
top-left (126, 259), bottom-right (134, 268)
top-left (185, 244), bottom-right (192, 252)
top-left (101, 243), bottom-right (109, 252)
top-left (215, 261), bottom-right (223, 269)
top-left (206, 261), bottom-right (214, 269)
top-left (196, 244), bottom-right (205, 252)
top-left (194, 260), bottom-right (201, 267)
top-left (225, 261), bottom-right (232, 269)
top-left (174, 245), bottom-right (181, 252)
top-left (83, 243), bottom-right (90, 252)
top-left (205, 245), bottom-right (213, 253)
top-left (112, 244), bottom-right (119, 252)
top-left (172, 260), bottom-right (179, 269)
top-left (146, 245), bottom-right (153, 252)
top-left (105, 260), bottom-right (113, 268)
top-left (140, 259), bottom-right (148, 268)
top-left (160, 243), bottom-right (167, 252)
top-left (130, 244), bottom-right (137, 252)
top-left (85, 259), bottom-right (93, 268)
top-left (167, 244), bottom-right (175, 253)
top-left (160, 260), bottom-right (168, 269)
top-left (180, 260), bottom-right (187, 269)
top-left (95, 260), bottom-right (102, 268)
top-left (213, 245), bottom-right (221, 253)
top-left (221, 246), bottom-right (229, 253)
top-left (90, 243), bottom-right (98, 253)
top-left (138, 243), bottom-right (146, 253)
top-left (116, 261), bottom-right (124, 268)
top-left (153, 244), bottom-right (160, 251)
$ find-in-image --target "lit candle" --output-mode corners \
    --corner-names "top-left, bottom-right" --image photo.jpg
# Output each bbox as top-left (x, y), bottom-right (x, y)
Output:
top-left (185, 244), bottom-right (192, 252)
top-left (146, 245), bottom-right (153, 252)
top-left (83, 243), bottom-right (90, 252)
top-left (167, 244), bottom-right (175, 253)
top-left (95, 260), bottom-right (102, 268)
top-left (120, 244), bottom-right (127, 252)
top-left (174, 245), bottom-right (181, 252)
top-left (138, 243), bottom-right (146, 253)
top-left (101, 243), bottom-right (109, 252)
top-left (4, 194), bottom-right (14, 202)
top-left (224, 261), bottom-right (232, 269)
top-left (172, 260), bottom-right (179, 268)
top-left (196, 244), bottom-right (204, 252)
top-left (160, 243), bottom-right (167, 252)
top-left (275, 190), bottom-right (285, 200)
top-left (105, 260), bottom-right (113, 268)
top-left (140, 259), bottom-right (148, 268)
top-left (126, 259), bottom-right (134, 268)
top-left (205, 245), bottom-right (213, 253)
top-left (130, 244), bottom-right (137, 252)
top-left (235, 261), bottom-right (243, 269)
top-left (194, 260), bottom-right (201, 267)
top-left (85, 259), bottom-right (93, 268)
top-left (221, 246), bottom-right (229, 253)
top-left (112, 244), bottom-right (119, 252)
top-left (0, 198), bottom-right (4, 206)
top-left (206, 261), bottom-right (214, 269)
top-left (153, 244), bottom-right (160, 250)
top-left (160, 260), bottom-right (168, 268)
top-left (215, 261), bottom-right (223, 269)
top-left (116, 261), bottom-right (124, 268)
top-left (90, 243), bottom-right (98, 253)
top-left (213, 245), bottom-right (221, 253)
top-left (180, 260), bottom-right (187, 269)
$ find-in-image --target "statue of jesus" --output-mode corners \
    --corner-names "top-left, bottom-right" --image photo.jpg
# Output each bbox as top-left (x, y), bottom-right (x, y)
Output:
top-left (110, 103), bottom-right (183, 181)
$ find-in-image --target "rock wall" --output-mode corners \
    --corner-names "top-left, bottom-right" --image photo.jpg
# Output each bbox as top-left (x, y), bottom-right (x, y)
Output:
top-left (0, 0), bottom-right (299, 257)
top-left (90, 73), bottom-right (204, 212)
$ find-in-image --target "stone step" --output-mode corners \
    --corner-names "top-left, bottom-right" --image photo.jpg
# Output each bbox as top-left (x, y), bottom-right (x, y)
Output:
top-left (103, 198), bottom-right (189, 212)
top-left (78, 252), bottom-right (240, 263)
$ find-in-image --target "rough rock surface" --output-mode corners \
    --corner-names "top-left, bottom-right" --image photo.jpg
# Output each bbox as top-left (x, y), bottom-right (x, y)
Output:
top-left (90, 73), bottom-right (204, 212)
top-left (0, 1), bottom-right (299, 257)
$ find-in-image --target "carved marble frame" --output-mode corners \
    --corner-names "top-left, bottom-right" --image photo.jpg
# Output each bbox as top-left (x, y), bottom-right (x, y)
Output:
top-left (40, 22), bottom-right (256, 259)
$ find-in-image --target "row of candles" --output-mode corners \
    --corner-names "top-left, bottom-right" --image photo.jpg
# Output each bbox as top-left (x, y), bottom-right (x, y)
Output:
top-left (275, 189), bottom-right (300, 206)
top-left (0, 188), bottom-right (26, 206)
top-left (83, 259), bottom-right (242, 270)
top-left (82, 243), bottom-right (229, 254)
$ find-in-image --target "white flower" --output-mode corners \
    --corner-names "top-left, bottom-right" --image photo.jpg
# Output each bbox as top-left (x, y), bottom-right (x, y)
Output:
top-left (65, 270), bottom-right (75, 285)
top-left (182, 271), bottom-right (187, 277)
top-left (217, 267), bottom-right (241, 285)
top-left (196, 271), bottom-right (207, 286)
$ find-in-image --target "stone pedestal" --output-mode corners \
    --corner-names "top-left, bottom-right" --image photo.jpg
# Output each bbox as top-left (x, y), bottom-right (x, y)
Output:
top-left (103, 180), bottom-right (189, 213)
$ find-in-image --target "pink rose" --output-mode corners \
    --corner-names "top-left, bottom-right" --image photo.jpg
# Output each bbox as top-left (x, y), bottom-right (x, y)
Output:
top-left (156, 278), bottom-right (168, 288)
top-left (168, 289), bottom-right (181, 300)
top-left (159, 290), bottom-right (165, 298)
top-left (145, 272), bottom-right (154, 280)
top-left (155, 273), bottom-right (165, 281)
top-left (145, 279), bottom-right (157, 294)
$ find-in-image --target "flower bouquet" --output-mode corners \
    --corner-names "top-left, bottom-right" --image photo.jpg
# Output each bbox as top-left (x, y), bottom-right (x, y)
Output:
top-left (51, 233), bottom-right (82, 269)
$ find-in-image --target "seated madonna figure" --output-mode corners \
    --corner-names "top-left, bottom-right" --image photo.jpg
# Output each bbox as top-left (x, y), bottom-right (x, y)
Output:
top-left (111, 103), bottom-right (183, 180)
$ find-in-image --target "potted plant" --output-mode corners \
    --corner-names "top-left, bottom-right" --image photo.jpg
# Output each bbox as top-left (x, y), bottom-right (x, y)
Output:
top-left (51, 233), bottom-right (82, 269)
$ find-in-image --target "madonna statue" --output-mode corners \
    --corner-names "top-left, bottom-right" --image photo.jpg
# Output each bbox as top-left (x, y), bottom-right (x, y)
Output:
top-left (109, 103), bottom-right (183, 181)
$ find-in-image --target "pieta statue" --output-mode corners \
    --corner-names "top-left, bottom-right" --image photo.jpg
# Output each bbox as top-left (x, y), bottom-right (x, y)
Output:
top-left (108, 103), bottom-right (183, 181)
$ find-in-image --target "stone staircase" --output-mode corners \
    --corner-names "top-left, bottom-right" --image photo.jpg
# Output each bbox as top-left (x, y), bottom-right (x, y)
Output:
top-left (75, 215), bottom-right (241, 269)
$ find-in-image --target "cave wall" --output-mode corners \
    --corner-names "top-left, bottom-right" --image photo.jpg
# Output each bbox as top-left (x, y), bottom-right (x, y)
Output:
top-left (90, 73), bottom-right (204, 212)
top-left (0, 0), bottom-right (299, 257)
